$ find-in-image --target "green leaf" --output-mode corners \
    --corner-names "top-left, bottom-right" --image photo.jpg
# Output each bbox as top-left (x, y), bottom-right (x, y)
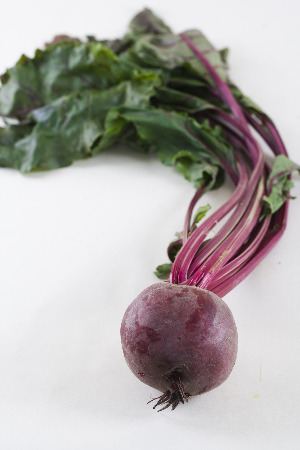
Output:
top-left (99, 71), bottom-right (161, 150)
top-left (120, 28), bottom-right (228, 85)
top-left (92, 9), bottom-right (172, 57)
top-left (168, 240), bottom-right (183, 262)
top-left (102, 106), bottom-right (236, 189)
top-left (192, 204), bottom-right (211, 224)
top-left (154, 86), bottom-right (216, 113)
top-left (154, 263), bottom-right (173, 279)
top-left (128, 8), bottom-right (172, 35)
top-left (0, 74), bottom-right (160, 172)
top-left (174, 151), bottom-right (221, 189)
top-left (0, 42), bottom-right (134, 118)
top-left (262, 155), bottom-right (300, 216)
top-left (219, 47), bottom-right (229, 64)
top-left (0, 8), bottom-right (235, 179)
top-left (0, 124), bottom-right (33, 168)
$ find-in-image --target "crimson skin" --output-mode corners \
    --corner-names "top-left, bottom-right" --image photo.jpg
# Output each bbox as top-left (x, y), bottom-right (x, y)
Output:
top-left (120, 283), bottom-right (238, 408)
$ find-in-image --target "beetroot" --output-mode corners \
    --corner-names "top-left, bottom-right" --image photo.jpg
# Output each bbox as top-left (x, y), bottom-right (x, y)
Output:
top-left (121, 283), bottom-right (237, 410)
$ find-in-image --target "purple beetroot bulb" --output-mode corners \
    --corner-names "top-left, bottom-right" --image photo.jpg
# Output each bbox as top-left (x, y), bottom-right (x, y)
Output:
top-left (120, 282), bottom-right (238, 410)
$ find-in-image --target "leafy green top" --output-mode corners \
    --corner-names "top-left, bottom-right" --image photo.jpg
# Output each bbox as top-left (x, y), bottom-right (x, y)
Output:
top-left (0, 8), bottom-right (297, 222)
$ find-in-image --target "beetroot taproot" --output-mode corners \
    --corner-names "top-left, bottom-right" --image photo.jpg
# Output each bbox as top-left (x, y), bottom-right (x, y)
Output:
top-left (120, 283), bottom-right (237, 410)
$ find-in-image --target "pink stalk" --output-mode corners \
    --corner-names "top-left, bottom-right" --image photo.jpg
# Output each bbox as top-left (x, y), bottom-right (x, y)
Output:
top-left (211, 202), bottom-right (288, 297)
top-left (182, 185), bottom-right (206, 244)
top-left (169, 161), bottom-right (248, 284)
top-left (179, 33), bottom-right (261, 166)
top-left (207, 215), bottom-right (271, 290)
top-left (186, 176), bottom-right (265, 288)
top-left (187, 158), bottom-right (252, 275)
top-left (167, 32), bottom-right (291, 296)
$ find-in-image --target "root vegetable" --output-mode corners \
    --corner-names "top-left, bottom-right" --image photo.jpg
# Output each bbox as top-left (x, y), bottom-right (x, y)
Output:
top-left (121, 283), bottom-right (237, 411)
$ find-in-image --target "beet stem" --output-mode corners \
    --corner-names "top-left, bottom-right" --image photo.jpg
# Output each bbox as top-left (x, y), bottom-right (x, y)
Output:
top-left (169, 160), bottom-right (248, 284)
top-left (167, 32), bottom-right (291, 295)
top-left (183, 185), bottom-right (206, 245)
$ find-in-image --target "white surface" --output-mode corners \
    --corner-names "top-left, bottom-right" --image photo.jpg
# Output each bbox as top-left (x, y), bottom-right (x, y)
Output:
top-left (1, 1), bottom-right (300, 449)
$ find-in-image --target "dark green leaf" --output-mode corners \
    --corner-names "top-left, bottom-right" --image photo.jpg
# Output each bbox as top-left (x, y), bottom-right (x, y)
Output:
top-left (154, 86), bottom-right (216, 113)
top-left (192, 204), bottom-right (211, 224)
top-left (262, 155), bottom-right (300, 216)
top-left (0, 42), bottom-right (135, 118)
top-left (120, 29), bottom-right (228, 85)
top-left (99, 71), bottom-right (161, 150)
top-left (219, 47), bottom-right (229, 64)
top-left (105, 106), bottom-right (235, 188)
top-left (90, 9), bottom-right (173, 60)
top-left (167, 239), bottom-right (183, 262)
top-left (154, 263), bottom-right (173, 279)
top-left (174, 151), bottom-right (221, 189)
top-left (128, 8), bottom-right (172, 35)
top-left (0, 74), bottom-right (160, 172)
top-left (0, 124), bottom-right (33, 168)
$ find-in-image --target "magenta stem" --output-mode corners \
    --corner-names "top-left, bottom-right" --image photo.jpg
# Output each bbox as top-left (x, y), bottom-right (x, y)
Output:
top-left (187, 175), bottom-right (265, 288)
top-left (187, 158), bottom-right (249, 274)
top-left (211, 201), bottom-right (288, 297)
top-left (167, 32), bottom-right (291, 296)
top-left (169, 161), bottom-right (248, 284)
top-left (182, 185), bottom-right (206, 244)
top-left (208, 215), bottom-right (271, 290)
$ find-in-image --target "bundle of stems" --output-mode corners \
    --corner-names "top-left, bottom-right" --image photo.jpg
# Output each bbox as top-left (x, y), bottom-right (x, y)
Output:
top-left (169, 33), bottom-right (291, 296)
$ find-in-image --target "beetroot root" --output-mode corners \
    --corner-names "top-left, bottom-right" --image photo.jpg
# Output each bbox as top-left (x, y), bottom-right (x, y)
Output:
top-left (120, 283), bottom-right (238, 410)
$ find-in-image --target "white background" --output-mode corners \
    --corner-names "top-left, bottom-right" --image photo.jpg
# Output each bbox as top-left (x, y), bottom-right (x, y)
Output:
top-left (1, 1), bottom-right (300, 449)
